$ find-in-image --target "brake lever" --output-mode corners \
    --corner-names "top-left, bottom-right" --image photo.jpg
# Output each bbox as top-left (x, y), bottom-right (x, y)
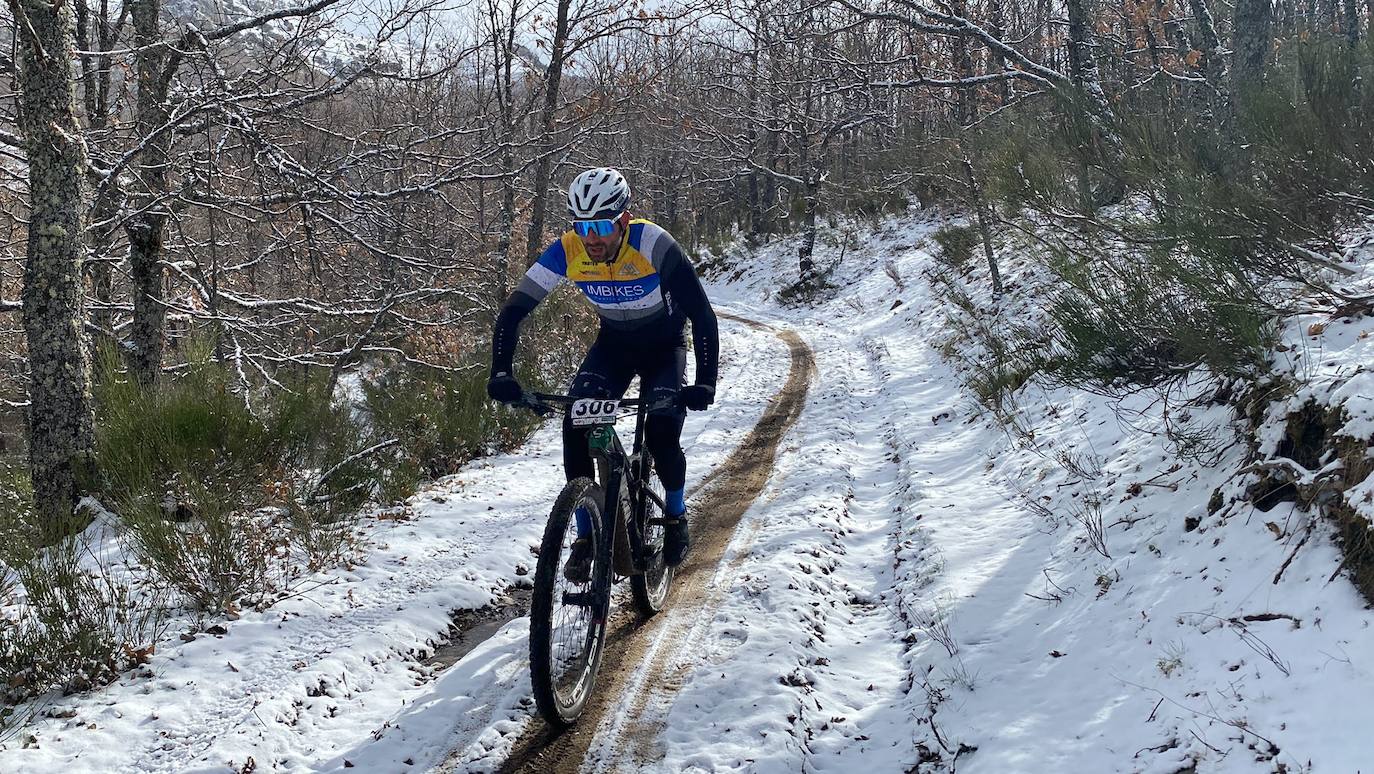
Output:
top-left (517, 392), bottom-right (555, 416)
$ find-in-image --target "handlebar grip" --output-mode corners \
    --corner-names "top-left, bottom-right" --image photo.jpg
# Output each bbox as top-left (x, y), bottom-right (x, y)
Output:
top-left (516, 392), bottom-right (554, 416)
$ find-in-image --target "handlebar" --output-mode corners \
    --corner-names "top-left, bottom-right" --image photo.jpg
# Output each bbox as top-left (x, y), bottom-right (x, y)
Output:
top-left (513, 391), bottom-right (679, 416)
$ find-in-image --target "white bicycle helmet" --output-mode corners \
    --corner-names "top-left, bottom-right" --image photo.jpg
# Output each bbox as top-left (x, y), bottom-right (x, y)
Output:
top-left (567, 167), bottom-right (631, 219)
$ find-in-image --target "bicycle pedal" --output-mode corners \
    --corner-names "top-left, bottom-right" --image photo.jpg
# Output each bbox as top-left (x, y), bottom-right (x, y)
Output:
top-left (647, 517), bottom-right (684, 526)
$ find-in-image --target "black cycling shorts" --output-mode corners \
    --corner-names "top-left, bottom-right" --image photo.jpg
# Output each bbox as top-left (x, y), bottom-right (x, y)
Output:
top-left (562, 334), bottom-right (688, 490)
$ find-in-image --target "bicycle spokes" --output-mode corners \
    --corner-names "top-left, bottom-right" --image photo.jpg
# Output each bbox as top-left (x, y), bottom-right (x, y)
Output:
top-left (550, 525), bottom-right (593, 671)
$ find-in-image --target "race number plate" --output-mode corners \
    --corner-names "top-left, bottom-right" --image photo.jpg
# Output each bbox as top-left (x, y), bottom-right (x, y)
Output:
top-left (570, 398), bottom-right (620, 426)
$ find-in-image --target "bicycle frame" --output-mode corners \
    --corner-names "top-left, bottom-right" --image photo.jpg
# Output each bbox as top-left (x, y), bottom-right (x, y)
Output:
top-left (522, 391), bottom-right (678, 725)
top-left (587, 399), bottom-right (666, 577)
top-left (525, 392), bottom-right (672, 578)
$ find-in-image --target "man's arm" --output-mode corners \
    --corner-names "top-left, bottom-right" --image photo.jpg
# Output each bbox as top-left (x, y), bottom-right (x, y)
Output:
top-left (490, 292), bottom-right (538, 378)
top-left (490, 241), bottom-right (568, 383)
top-left (661, 244), bottom-right (719, 389)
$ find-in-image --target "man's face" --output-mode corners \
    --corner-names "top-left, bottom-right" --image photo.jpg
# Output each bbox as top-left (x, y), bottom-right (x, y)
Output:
top-left (578, 213), bottom-right (626, 262)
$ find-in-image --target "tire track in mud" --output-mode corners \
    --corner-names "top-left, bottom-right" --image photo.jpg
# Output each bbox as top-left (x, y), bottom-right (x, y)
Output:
top-left (493, 314), bottom-right (814, 774)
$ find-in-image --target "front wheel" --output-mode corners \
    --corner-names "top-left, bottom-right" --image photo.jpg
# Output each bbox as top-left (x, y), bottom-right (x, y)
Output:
top-left (630, 462), bottom-right (674, 617)
top-left (529, 478), bottom-right (609, 725)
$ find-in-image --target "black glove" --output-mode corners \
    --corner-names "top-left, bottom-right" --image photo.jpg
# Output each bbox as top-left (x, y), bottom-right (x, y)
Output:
top-left (487, 373), bottom-right (522, 404)
top-left (680, 384), bottom-right (715, 411)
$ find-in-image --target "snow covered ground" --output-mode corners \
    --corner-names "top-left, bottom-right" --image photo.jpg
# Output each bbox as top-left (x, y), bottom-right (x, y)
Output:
top-left (657, 209), bottom-right (1374, 773)
top-left (4, 205), bottom-right (1373, 773)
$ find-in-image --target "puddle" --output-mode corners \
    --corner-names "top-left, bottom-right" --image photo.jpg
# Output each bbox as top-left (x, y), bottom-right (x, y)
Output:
top-left (427, 586), bottom-right (533, 670)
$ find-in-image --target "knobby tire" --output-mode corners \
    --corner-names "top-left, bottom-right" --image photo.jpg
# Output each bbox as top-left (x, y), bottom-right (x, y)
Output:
top-left (529, 478), bottom-right (609, 726)
top-left (629, 453), bottom-right (674, 617)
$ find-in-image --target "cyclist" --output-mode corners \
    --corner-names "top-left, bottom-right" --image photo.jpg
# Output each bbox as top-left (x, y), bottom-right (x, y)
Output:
top-left (486, 167), bottom-right (719, 580)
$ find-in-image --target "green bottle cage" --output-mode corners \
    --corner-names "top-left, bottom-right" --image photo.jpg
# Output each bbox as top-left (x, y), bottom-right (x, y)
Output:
top-left (588, 426), bottom-right (615, 452)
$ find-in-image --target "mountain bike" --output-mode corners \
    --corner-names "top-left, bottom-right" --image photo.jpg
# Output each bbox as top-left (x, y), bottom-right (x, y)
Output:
top-left (515, 391), bottom-right (678, 726)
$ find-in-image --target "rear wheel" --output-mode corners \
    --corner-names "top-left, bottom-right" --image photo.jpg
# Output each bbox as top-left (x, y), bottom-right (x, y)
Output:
top-left (630, 457), bottom-right (674, 617)
top-left (529, 478), bottom-right (608, 725)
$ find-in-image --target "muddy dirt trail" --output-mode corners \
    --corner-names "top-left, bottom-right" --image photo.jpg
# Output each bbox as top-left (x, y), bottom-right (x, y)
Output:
top-left (493, 315), bottom-right (814, 774)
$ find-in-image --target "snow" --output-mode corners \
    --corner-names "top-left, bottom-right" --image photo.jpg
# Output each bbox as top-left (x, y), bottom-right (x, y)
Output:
top-left (5, 205), bottom-right (1374, 772)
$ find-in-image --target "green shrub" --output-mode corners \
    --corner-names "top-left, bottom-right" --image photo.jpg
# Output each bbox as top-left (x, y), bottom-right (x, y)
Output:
top-left (93, 346), bottom-right (379, 610)
top-left (776, 260), bottom-right (841, 306)
top-left (966, 338), bottom-right (1040, 415)
top-left (1044, 248), bottom-right (1274, 388)
top-left (0, 457), bottom-right (33, 566)
top-left (971, 105), bottom-right (1082, 212)
top-left (931, 225), bottom-right (979, 271)
top-left (1, 540), bottom-right (166, 729)
top-left (363, 291), bottom-right (592, 499)
top-left (926, 265), bottom-right (1046, 426)
top-left (848, 186), bottom-right (911, 221)
top-left (363, 363), bottom-right (541, 500)
top-left (949, 40), bottom-right (1372, 395)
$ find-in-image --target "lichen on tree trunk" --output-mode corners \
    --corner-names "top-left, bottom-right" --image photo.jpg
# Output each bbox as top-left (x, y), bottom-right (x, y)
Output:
top-left (10, 0), bottom-right (99, 538)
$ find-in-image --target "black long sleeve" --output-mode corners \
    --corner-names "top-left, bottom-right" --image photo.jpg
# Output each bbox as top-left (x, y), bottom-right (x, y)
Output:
top-left (662, 252), bottom-right (719, 387)
top-left (489, 291), bottom-right (539, 376)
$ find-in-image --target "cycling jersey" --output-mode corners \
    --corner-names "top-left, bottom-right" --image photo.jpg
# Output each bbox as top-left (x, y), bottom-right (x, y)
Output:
top-left (491, 219), bottom-right (718, 387)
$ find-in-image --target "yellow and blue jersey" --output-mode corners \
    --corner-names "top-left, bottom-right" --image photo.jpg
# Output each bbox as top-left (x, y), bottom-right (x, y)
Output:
top-left (492, 218), bottom-right (719, 387)
top-left (517, 219), bottom-right (678, 328)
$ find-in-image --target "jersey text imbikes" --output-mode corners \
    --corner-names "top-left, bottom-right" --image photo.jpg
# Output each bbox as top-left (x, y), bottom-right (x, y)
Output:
top-left (584, 283), bottom-right (646, 300)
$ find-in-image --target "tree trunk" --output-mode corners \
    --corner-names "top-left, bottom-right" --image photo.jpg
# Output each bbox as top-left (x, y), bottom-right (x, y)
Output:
top-left (524, 0), bottom-right (572, 265)
top-left (798, 183), bottom-right (819, 282)
top-left (962, 160), bottom-right (1003, 296)
top-left (1280, 0), bottom-right (1297, 35)
top-left (127, 215), bottom-right (168, 382)
top-left (987, 0), bottom-right (1009, 105)
top-left (953, 0), bottom-right (975, 124)
top-left (126, 0), bottom-right (171, 384)
top-left (1066, 0), bottom-right (1127, 207)
top-left (746, 46), bottom-right (764, 243)
top-left (484, 0), bottom-right (520, 318)
top-left (1033, 0), bottom-right (1050, 62)
top-left (1233, 0), bottom-right (1274, 97)
top-left (10, 0), bottom-right (98, 537)
top-left (495, 93), bottom-right (517, 306)
top-left (796, 127), bottom-right (819, 281)
top-left (1188, 0), bottom-right (1232, 126)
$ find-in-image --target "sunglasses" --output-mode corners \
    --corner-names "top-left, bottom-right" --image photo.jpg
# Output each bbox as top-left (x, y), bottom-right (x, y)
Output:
top-left (573, 218), bottom-right (618, 238)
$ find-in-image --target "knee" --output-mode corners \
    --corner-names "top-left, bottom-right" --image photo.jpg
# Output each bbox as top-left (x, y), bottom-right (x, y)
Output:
top-left (644, 416), bottom-right (683, 456)
top-left (644, 384), bottom-right (683, 418)
top-left (570, 372), bottom-right (612, 399)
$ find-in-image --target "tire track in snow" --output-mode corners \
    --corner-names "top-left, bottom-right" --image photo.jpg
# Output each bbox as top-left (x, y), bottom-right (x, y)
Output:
top-left (493, 315), bottom-right (815, 774)
top-left (602, 325), bottom-right (921, 773)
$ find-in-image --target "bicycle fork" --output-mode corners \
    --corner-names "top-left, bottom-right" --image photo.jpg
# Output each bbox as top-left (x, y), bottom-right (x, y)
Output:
top-left (588, 427), bottom-right (624, 623)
